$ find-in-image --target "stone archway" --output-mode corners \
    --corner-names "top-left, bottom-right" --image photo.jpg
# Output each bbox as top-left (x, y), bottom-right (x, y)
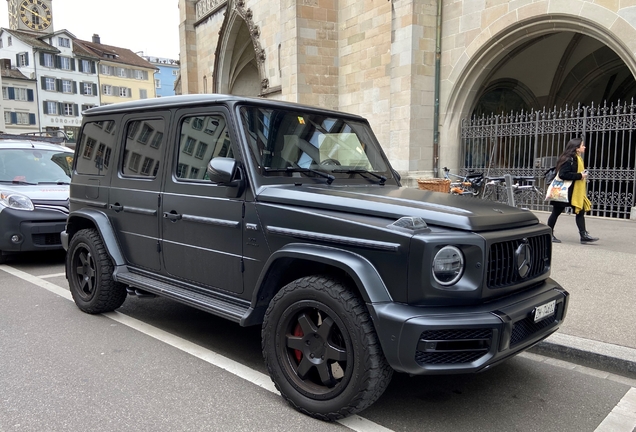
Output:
top-left (441, 13), bottom-right (636, 168)
top-left (213, 0), bottom-right (268, 96)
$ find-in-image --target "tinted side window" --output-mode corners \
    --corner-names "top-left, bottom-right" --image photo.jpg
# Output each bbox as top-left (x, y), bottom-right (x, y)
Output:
top-left (75, 120), bottom-right (117, 175)
top-left (176, 114), bottom-right (232, 181)
top-left (122, 118), bottom-right (165, 177)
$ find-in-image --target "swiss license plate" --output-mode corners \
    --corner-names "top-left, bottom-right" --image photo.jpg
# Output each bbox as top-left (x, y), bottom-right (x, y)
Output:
top-left (534, 300), bottom-right (556, 322)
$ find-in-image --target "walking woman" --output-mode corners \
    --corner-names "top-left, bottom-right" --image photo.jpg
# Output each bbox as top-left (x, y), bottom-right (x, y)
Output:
top-left (547, 137), bottom-right (599, 244)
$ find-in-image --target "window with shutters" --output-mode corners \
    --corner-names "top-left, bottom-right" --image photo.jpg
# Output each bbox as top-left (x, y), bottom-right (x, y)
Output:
top-left (7, 36), bottom-right (12, 46)
top-left (119, 87), bottom-right (129, 97)
top-left (4, 111), bottom-right (11, 124)
top-left (155, 79), bottom-right (161, 88)
top-left (46, 101), bottom-right (57, 115)
top-left (63, 103), bottom-right (75, 116)
top-left (12, 88), bottom-right (27, 101)
top-left (1, 87), bottom-right (7, 100)
top-left (83, 82), bottom-right (93, 95)
top-left (82, 59), bottom-right (91, 72)
top-left (45, 77), bottom-right (55, 91)
top-left (16, 112), bottom-right (29, 124)
top-left (60, 57), bottom-right (71, 70)
top-left (102, 85), bottom-right (112, 95)
top-left (58, 37), bottom-right (70, 48)
top-left (18, 52), bottom-right (28, 66)
top-left (118, 68), bottom-right (127, 77)
top-left (43, 53), bottom-right (54, 67)
top-left (62, 80), bottom-right (72, 93)
top-left (100, 64), bottom-right (112, 75)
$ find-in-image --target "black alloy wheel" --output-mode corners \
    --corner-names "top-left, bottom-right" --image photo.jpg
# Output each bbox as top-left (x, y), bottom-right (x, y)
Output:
top-left (262, 276), bottom-right (392, 421)
top-left (66, 228), bottom-right (126, 314)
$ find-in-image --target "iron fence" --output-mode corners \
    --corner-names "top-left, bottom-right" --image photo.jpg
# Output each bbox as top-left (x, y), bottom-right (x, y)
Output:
top-left (460, 100), bottom-right (636, 219)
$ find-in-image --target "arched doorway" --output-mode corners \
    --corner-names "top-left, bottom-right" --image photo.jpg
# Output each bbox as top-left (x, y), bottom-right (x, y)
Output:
top-left (445, 16), bottom-right (636, 218)
top-left (214, 4), bottom-right (267, 97)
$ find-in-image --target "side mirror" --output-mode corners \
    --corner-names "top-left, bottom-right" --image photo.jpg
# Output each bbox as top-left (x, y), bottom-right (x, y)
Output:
top-left (207, 157), bottom-right (245, 197)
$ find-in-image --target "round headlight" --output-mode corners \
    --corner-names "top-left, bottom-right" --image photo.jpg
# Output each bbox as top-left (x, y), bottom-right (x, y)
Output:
top-left (432, 245), bottom-right (464, 286)
top-left (0, 191), bottom-right (35, 211)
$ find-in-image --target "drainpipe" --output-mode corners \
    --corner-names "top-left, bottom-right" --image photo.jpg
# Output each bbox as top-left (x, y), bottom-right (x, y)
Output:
top-left (432, 0), bottom-right (442, 177)
top-left (33, 49), bottom-right (43, 133)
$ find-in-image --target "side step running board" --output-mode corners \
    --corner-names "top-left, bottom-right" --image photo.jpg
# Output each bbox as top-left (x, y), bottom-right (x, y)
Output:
top-left (116, 271), bottom-right (250, 323)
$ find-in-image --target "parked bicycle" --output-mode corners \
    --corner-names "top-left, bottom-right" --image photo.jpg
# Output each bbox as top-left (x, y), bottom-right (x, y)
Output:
top-left (442, 167), bottom-right (485, 196)
top-left (481, 174), bottom-right (543, 206)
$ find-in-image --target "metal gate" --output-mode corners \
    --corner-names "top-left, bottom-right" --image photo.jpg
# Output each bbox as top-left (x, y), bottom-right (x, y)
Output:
top-left (460, 100), bottom-right (636, 219)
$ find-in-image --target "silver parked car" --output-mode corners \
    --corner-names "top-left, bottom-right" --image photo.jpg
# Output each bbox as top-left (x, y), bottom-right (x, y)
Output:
top-left (0, 138), bottom-right (73, 263)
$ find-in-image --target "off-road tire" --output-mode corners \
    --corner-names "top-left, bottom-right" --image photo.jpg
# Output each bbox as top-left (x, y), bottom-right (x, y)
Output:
top-left (262, 276), bottom-right (393, 421)
top-left (66, 228), bottom-right (126, 314)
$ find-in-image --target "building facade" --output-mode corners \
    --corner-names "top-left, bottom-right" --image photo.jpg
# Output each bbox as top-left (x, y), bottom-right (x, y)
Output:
top-left (142, 55), bottom-right (179, 97)
top-left (78, 35), bottom-right (157, 105)
top-left (178, 0), bottom-right (636, 188)
top-left (1, 57), bottom-right (38, 134)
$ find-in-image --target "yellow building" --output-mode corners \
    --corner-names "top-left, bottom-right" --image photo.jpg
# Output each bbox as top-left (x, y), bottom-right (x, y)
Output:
top-left (75, 35), bottom-right (156, 105)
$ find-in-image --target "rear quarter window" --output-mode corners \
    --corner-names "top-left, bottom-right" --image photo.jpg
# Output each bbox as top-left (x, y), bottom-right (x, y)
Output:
top-left (75, 120), bottom-right (117, 175)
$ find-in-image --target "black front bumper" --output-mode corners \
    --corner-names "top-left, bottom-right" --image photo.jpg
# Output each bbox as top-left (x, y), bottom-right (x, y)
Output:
top-left (0, 207), bottom-right (67, 253)
top-left (369, 279), bottom-right (569, 375)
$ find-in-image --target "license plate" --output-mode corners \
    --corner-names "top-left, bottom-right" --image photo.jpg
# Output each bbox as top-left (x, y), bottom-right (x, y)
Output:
top-left (534, 300), bottom-right (556, 322)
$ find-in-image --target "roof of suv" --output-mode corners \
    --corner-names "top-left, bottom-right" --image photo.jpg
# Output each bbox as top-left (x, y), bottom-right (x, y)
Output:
top-left (83, 93), bottom-right (367, 120)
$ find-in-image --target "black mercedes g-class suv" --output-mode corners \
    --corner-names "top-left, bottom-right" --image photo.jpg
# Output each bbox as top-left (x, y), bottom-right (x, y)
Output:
top-left (62, 94), bottom-right (568, 420)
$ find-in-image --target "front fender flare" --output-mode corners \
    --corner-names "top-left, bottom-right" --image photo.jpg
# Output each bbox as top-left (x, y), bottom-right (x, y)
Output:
top-left (65, 209), bottom-right (125, 266)
top-left (241, 243), bottom-right (392, 326)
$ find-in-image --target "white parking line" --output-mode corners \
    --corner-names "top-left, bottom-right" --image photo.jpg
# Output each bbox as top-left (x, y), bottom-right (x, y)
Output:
top-left (0, 264), bottom-right (393, 432)
top-left (39, 272), bottom-right (66, 279)
top-left (595, 387), bottom-right (636, 432)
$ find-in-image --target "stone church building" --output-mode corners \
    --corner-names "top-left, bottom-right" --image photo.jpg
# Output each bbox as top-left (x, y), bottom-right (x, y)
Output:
top-left (178, 0), bottom-right (636, 192)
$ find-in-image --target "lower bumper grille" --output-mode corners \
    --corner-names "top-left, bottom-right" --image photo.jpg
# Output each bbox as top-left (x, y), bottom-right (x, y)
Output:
top-left (415, 329), bottom-right (493, 365)
top-left (32, 233), bottom-right (62, 246)
top-left (510, 303), bottom-right (561, 347)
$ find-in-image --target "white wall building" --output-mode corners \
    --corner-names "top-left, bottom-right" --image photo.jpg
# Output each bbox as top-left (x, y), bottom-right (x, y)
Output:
top-left (1, 57), bottom-right (38, 134)
top-left (0, 28), bottom-right (100, 143)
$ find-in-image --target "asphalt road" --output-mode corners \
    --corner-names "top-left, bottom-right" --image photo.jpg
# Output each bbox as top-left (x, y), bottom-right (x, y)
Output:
top-left (1, 251), bottom-right (635, 432)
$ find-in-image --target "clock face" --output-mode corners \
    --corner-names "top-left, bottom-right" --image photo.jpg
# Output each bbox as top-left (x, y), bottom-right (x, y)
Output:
top-left (19, 0), bottom-right (52, 31)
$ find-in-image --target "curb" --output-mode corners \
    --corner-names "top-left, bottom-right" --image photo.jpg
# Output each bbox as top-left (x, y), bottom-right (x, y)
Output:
top-left (529, 333), bottom-right (636, 379)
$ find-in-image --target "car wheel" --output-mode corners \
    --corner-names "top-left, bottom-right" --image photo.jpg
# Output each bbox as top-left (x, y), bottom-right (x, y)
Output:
top-left (262, 276), bottom-right (392, 420)
top-left (66, 228), bottom-right (126, 314)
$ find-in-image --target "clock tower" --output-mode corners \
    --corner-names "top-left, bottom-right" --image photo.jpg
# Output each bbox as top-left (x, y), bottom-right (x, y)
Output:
top-left (7, 0), bottom-right (54, 33)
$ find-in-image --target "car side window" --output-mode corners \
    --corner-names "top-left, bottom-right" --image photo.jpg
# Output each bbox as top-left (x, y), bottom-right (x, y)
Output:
top-left (122, 118), bottom-right (165, 177)
top-left (176, 114), bottom-right (233, 181)
top-left (75, 120), bottom-right (117, 175)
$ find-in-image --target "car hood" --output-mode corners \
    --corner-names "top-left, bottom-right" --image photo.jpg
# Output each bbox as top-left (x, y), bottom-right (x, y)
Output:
top-left (0, 183), bottom-right (70, 201)
top-left (257, 185), bottom-right (538, 231)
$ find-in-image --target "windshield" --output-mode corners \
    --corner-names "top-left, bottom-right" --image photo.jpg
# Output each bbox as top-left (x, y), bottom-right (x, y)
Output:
top-left (239, 106), bottom-right (389, 176)
top-left (0, 148), bottom-right (73, 184)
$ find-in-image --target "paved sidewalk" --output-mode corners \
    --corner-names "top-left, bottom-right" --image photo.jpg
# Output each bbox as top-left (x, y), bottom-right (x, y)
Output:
top-left (529, 211), bottom-right (636, 378)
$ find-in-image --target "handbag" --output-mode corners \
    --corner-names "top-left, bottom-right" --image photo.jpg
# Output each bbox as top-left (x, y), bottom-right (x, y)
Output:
top-left (545, 174), bottom-right (572, 203)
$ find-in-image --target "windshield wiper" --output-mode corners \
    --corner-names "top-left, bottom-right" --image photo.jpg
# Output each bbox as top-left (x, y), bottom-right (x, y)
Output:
top-left (37, 181), bottom-right (70, 185)
top-left (0, 180), bottom-right (38, 185)
top-left (264, 167), bottom-right (335, 185)
top-left (332, 169), bottom-right (387, 185)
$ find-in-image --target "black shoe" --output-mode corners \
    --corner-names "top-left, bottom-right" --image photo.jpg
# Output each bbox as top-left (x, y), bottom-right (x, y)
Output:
top-left (580, 232), bottom-right (599, 244)
top-left (551, 235), bottom-right (561, 243)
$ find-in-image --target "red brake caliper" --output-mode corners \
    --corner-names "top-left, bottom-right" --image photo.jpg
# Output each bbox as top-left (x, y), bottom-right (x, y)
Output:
top-left (293, 323), bottom-right (303, 362)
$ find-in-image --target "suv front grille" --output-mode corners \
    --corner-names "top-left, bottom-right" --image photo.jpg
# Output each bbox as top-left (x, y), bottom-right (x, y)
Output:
top-left (487, 234), bottom-right (550, 289)
top-left (415, 329), bottom-right (493, 365)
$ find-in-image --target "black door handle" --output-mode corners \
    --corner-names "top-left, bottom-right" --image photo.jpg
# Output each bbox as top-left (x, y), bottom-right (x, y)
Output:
top-left (163, 212), bottom-right (182, 221)
top-left (110, 203), bottom-right (123, 212)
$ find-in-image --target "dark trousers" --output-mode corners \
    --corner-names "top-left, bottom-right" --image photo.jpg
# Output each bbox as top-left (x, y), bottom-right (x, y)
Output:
top-left (547, 205), bottom-right (586, 234)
